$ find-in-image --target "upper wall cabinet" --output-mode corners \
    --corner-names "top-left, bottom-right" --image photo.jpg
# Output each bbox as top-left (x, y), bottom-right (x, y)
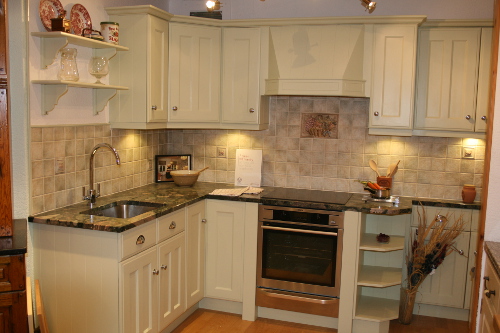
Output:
top-left (106, 6), bottom-right (172, 130)
top-left (368, 24), bottom-right (420, 136)
top-left (168, 23), bottom-right (221, 125)
top-left (221, 27), bottom-right (269, 130)
top-left (265, 25), bottom-right (366, 97)
top-left (413, 25), bottom-right (492, 138)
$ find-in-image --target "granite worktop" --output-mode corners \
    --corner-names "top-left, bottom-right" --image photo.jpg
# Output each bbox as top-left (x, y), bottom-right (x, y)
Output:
top-left (28, 182), bottom-right (479, 233)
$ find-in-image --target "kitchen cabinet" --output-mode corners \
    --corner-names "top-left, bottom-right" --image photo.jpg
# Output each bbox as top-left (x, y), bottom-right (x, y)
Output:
top-left (221, 28), bottom-right (269, 130)
top-left (185, 200), bottom-right (206, 309)
top-left (410, 206), bottom-right (476, 309)
top-left (205, 200), bottom-right (245, 302)
top-left (479, 257), bottom-right (500, 333)
top-left (168, 22), bottom-right (221, 125)
top-left (413, 26), bottom-right (492, 136)
top-left (354, 214), bottom-right (408, 326)
top-left (368, 24), bottom-right (419, 136)
top-left (0, 254), bottom-right (27, 333)
top-left (106, 6), bottom-right (172, 129)
top-left (32, 207), bottom-right (187, 333)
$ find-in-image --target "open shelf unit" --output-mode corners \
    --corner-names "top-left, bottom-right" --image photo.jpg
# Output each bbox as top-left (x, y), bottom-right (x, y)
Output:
top-left (31, 80), bottom-right (128, 115)
top-left (354, 213), bottom-right (409, 328)
top-left (32, 32), bottom-right (129, 68)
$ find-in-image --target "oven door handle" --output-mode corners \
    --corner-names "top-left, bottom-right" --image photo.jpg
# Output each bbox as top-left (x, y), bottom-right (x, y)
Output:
top-left (259, 288), bottom-right (337, 305)
top-left (261, 225), bottom-right (338, 236)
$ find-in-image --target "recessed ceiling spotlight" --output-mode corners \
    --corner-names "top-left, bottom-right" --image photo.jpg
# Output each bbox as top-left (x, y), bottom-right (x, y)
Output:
top-left (360, 0), bottom-right (376, 13)
top-left (206, 0), bottom-right (221, 12)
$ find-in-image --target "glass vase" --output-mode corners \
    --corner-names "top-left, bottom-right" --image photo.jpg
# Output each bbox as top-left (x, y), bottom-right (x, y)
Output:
top-left (57, 48), bottom-right (79, 81)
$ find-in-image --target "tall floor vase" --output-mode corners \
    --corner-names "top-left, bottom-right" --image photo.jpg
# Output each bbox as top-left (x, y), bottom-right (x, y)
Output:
top-left (398, 288), bottom-right (417, 324)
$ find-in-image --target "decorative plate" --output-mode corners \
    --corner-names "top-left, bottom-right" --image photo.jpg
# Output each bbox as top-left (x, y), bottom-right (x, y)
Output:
top-left (39, 0), bottom-right (64, 32)
top-left (70, 4), bottom-right (92, 36)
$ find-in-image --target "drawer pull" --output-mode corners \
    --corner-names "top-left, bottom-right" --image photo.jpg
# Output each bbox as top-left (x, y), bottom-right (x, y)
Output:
top-left (152, 269), bottom-right (159, 276)
top-left (161, 265), bottom-right (167, 270)
top-left (458, 249), bottom-right (464, 256)
top-left (484, 276), bottom-right (496, 298)
top-left (434, 214), bottom-right (447, 224)
top-left (169, 221), bottom-right (176, 229)
top-left (136, 235), bottom-right (145, 245)
top-left (201, 219), bottom-right (207, 223)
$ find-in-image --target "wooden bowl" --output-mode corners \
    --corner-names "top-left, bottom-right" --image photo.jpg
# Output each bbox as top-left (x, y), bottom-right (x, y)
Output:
top-left (170, 170), bottom-right (200, 186)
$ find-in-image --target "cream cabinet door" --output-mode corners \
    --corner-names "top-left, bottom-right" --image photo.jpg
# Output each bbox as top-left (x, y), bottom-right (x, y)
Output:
top-left (414, 228), bottom-right (470, 308)
top-left (205, 200), bottom-right (245, 301)
top-left (185, 200), bottom-right (206, 309)
top-left (414, 28), bottom-right (481, 132)
top-left (120, 246), bottom-right (159, 333)
top-left (475, 28), bottom-right (493, 133)
top-left (464, 231), bottom-right (477, 310)
top-left (108, 11), bottom-right (169, 129)
top-left (221, 27), bottom-right (261, 126)
top-left (169, 23), bottom-right (221, 123)
top-left (158, 232), bottom-right (186, 330)
top-left (369, 24), bottom-right (418, 130)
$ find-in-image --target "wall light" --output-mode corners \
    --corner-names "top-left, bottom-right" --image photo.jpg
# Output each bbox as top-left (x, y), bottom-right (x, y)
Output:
top-left (206, 0), bottom-right (221, 12)
top-left (360, 0), bottom-right (376, 13)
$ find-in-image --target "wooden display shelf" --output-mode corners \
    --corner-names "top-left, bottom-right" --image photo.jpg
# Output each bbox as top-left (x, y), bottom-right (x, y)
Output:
top-left (32, 80), bottom-right (128, 115)
top-left (359, 233), bottom-right (405, 252)
top-left (355, 295), bottom-right (399, 322)
top-left (357, 265), bottom-right (402, 288)
top-left (32, 31), bottom-right (129, 68)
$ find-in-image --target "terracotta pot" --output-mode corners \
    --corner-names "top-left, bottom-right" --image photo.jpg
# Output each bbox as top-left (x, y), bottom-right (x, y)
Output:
top-left (462, 184), bottom-right (476, 204)
top-left (398, 288), bottom-right (417, 325)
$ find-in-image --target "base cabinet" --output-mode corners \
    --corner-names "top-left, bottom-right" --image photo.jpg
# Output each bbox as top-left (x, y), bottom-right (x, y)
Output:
top-left (205, 200), bottom-right (245, 301)
top-left (479, 258), bottom-right (500, 333)
top-left (185, 201), bottom-right (206, 309)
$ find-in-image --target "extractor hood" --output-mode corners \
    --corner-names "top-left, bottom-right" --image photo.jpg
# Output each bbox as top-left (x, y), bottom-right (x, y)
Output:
top-left (265, 24), bottom-right (366, 97)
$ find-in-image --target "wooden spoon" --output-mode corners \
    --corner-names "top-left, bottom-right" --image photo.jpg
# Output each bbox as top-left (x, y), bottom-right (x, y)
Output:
top-left (388, 160), bottom-right (400, 177)
top-left (196, 166), bottom-right (209, 173)
top-left (369, 160), bottom-right (381, 177)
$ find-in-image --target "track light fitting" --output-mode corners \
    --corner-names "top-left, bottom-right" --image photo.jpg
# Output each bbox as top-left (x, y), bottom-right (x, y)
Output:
top-left (360, 0), bottom-right (376, 13)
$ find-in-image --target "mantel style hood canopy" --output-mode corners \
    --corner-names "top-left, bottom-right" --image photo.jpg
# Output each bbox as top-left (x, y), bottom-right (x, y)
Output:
top-left (265, 24), bottom-right (367, 97)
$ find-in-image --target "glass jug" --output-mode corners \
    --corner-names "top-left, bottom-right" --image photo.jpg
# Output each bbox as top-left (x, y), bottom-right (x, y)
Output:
top-left (58, 48), bottom-right (79, 81)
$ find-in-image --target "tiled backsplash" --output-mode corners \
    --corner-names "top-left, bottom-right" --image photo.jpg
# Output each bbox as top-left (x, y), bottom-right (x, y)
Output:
top-left (31, 125), bottom-right (167, 215)
top-left (31, 96), bottom-right (485, 214)
top-left (167, 96), bottom-right (485, 201)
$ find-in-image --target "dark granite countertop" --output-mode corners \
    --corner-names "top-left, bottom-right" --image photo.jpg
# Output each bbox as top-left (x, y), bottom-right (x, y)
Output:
top-left (0, 219), bottom-right (28, 256)
top-left (28, 182), bottom-right (479, 233)
top-left (485, 241), bottom-right (500, 278)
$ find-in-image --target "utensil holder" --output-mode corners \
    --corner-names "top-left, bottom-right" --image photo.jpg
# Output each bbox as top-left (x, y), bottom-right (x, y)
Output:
top-left (377, 176), bottom-right (392, 189)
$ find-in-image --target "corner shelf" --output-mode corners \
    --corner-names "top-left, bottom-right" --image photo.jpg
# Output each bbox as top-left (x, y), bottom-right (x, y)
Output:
top-left (355, 296), bottom-right (399, 322)
top-left (31, 32), bottom-right (129, 68)
top-left (31, 80), bottom-right (128, 115)
top-left (359, 233), bottom-right (405, 252)
top-left (358, 265), bottom-right (402, 287)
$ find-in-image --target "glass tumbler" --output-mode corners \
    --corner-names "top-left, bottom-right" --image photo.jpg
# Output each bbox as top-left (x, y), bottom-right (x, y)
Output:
top-left (57, 48), bottom-right (79, 81)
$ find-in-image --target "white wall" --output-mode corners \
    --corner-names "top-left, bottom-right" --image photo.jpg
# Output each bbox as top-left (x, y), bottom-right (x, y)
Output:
top-left (168, 0), bottom-right (494, 20)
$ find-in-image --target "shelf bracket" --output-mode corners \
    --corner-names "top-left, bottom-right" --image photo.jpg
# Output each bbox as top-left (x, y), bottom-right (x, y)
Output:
top-left (40, 37), bottom-right (69, 69)
top-left (93, 88), bottom-right (118, 115)
top-left (41, 84), bottom-right (68, 115)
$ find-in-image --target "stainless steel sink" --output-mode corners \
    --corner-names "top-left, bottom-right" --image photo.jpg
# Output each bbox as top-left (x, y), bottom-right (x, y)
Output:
top-left (81, 201), bottom-right (163, 219)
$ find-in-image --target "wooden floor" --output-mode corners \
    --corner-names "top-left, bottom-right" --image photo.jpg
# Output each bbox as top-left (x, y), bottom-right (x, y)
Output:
top-left (172, 309), bottom-right (469, 333)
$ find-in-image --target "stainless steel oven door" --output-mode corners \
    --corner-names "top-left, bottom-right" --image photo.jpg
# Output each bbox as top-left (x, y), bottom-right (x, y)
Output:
top-left (256, 220), bottom-right (343, 298)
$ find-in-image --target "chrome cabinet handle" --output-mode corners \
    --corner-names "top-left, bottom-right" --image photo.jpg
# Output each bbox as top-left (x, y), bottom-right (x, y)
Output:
top-left (481, 116), bottom-right (487, 121)
top-left (201, 219), bottom-right (207, 223)
top-left (458, 249), bottom-right (464, 256)
top-left (465, 115), bottom-right (471, 120)
top-left (151, 105), bottom-right (157, 110)
top-left (172, 106), bottom-right (178, 111)
top-left (161, 265), bottom-right (167, 270)
top-left (374, 111), bottom-right (379, 116)
top-left (169, 221), bottom-right (176, 229)
top-left (153, 269), bottom-right (159, 275)
top-left (434, 214), bottom-right (448, 224)
top-left (249, 108), bottom-right (255, 113)
top-left (484, 276), bottom-right (496, 298)
top-left (136, 235), bottom-right (145, 245)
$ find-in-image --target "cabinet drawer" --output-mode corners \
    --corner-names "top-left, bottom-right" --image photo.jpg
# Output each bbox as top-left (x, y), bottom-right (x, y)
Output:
top-left (158, 209), bottom-right (185, 242)
top-left (411, 205), bottom-right (472, 231)
top-left (120, 222), bottom-right (157, 260)
top-left (0, 254), bottom-right (26, 292)
top-left (484, 259), bottom-right (500, 313)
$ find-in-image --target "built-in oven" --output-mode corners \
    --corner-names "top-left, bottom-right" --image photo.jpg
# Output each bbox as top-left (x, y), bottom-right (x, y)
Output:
top-left (256, 204), bottom-right (344, 318)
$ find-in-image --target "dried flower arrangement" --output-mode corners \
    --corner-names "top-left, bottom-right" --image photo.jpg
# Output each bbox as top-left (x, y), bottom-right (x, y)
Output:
top-left (399, 206), bottom-right (466, 324)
